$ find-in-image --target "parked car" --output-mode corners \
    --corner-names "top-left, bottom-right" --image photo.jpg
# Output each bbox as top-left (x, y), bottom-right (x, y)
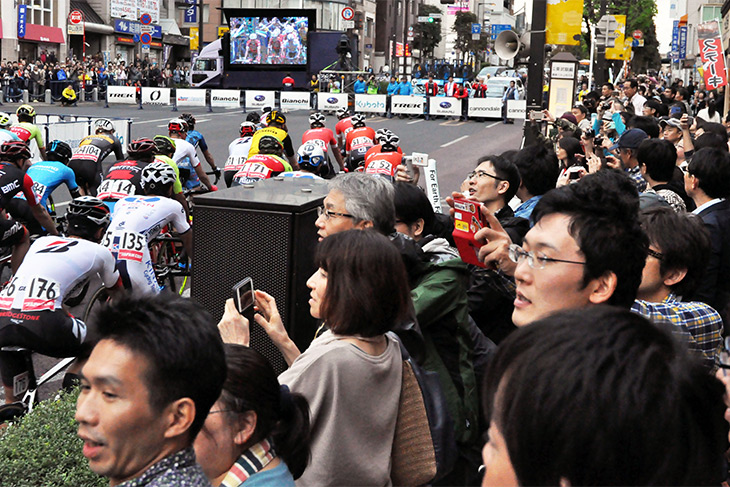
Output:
top-left (483, 77), bottom-right (525, 99)
top-left (475, 65), bottom-right (507, 82)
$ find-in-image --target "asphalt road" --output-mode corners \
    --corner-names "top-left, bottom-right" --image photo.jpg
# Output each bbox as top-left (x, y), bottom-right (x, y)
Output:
top-left (1, 101), bottom-right (523, 404)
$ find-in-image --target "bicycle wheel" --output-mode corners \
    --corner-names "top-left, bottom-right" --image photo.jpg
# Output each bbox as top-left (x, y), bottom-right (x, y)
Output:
top-left (0, 401), bottom-right (27, 424)
top-left (82, 287), bottom-right (111, 323)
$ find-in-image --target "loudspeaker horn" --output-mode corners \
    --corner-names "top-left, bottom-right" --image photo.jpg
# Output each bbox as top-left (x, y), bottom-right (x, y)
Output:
top-left (495, 30), bottom-right (521, 60)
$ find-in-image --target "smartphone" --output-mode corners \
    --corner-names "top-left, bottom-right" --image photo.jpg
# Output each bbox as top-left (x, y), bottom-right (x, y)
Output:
top-left (530, 110), bottom-right (544, 121)
top-left (403, 156), bottom-right (415, 180)
top-left (669, 106), bottom-right (682, 117)
top-left (232, 278), bottom-right (255, 319)
top-left (452, 198), bottom-right (488, 268)
top-left (569, 170), bottom-right (581, 180)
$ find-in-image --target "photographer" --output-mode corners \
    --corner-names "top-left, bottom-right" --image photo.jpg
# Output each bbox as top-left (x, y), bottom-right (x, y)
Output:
top-left (528, 109), bottom-right (581, 151)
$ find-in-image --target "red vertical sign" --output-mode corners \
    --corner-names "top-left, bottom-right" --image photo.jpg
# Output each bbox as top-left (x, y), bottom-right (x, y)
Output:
top-left (698, 21), bottom-right (728, 90)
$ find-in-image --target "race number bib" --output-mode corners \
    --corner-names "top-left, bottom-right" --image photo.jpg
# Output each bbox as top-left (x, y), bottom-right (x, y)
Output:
top-left (30, 180), bottom-right (47, 203)
top-left (21, 277), bottom-right (61, 312)
top-left (97, 179), bottom-right (136, 200)
top-left (72, 144), bottom-right (102, 161)
top-left (0, 276), bottom-right (19, 309)
top-left (103, 231), bottom-right (146, 263)
top-left (365, 159), bottom-right (396, 178)
top-left (351, 136), bottom-right (373, 149)
top-left (308, 139), bottom-right (327, 149)
top-left (233, 163), bottom-right (273, 184)
top-left (224, 155), bottom-right (248, 171)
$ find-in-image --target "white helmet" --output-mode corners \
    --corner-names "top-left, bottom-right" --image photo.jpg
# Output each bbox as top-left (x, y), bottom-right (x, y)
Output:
top-left (309, 112), bottom-right (326, 127)
top-left (141, 161), bottom-right (177, 191)
top-left (94, 118), bottom-right (115, 133)
top-left (375, 128), bottom-right (394, 144)
top-left (297, 143), bottom-right (326, 175)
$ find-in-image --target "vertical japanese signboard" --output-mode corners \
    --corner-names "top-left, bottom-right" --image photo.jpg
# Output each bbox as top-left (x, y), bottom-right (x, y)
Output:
top-left (678, 25), bottom-right (687, 59)
top-left (18, 5), bottom-right (27, 38)
top-left (697, 20), bottom-right (727, 90)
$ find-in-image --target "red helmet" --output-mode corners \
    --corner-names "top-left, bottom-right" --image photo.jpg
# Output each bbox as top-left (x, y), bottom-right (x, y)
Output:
top-left (168, 118), bottom-right (189, 134)
top-left (240, 122), bottom-right (256, 138)
top-left (0, 141), bottom-right (32, 162)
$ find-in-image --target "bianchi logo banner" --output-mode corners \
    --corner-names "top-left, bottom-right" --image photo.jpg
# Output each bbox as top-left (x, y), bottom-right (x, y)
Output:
top-left (211, 90), bottom-right (240, 107)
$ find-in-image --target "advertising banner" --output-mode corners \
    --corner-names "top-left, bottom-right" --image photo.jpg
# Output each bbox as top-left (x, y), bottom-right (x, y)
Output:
top-left (698, 20), bottom-right (728, 90)
top-left (211, 90), bottom-right (240, 108)
top-left (605, 15), bottom-right (627, 60)
top-left (467, 98), bottom-right (502, 118)
top-left (317, 93), bottom-right (348, 111)
top-left (506, 100), bottom-right (527, 119)
top-left (354, 94), bottom-right (387, 113)
top-left (280, 91), bottom-right (310, 110)
top-left (245, 91), bottom-right (275, 109)
top-left (111, 0), bottom-right (136, 21)
top-left (107, 86), bottom-right (137, 104)
top-left (429, 97), bottom-right (461, 116)
top-left (390, 95), bottom-right (424, 115)
top-left (545, 0), bottom-right (582, 45)
top-left (176, 88), bottom-right (206, 107)
top-left (141, 87), bottom-right (171, 105)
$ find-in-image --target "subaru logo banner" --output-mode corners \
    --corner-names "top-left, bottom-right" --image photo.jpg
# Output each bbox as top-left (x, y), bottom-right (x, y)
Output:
top-left (317, 93), bottom-right (348, 111)
top-left (245, 91), bottom-right (275, 109)
top-left (429, 97), bottom-right (461, 116)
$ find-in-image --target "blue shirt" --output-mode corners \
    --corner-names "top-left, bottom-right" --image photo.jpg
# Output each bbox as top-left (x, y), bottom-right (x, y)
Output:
top-left (186, 130), bottom-right (208, 152)
top-left (242, 462), bottom-right (295, 487)
top-left (387, 82), bottom-right (399, 95)
top-left (17, 160), bottom-right (78, 207)
top-left (514, 195), bottom-right (542, 222)
top-left (398, 82), bottom-right (412, 96)
top-left (353, 79), bottom-right (367, 94)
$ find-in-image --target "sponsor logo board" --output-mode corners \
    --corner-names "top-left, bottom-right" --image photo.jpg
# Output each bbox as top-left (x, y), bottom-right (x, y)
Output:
top-left (354, 94), bottom-right (387, 113)
top-left (211, 90), bottom-right (240, 108)
top-left (467, 98), bottom-right (502, 117)
top-left (107, 86), bottom-right (137, 104)
top-left (506, 99), bottom-right (527, 119)
top-left (176, 88), bottom-right (206, 107)
top-left (429, 97), bottom-right (461, 116)
top-left (390, 95), bottom-right (424, 115)
top-left (141, 87), bottom-right (171, 105)
top-left (317, 93), bottom-right (348, 111)
top-left (280, 92), bottom-right (310, 110)
top-left (245, 91), bottom-right (274, 109)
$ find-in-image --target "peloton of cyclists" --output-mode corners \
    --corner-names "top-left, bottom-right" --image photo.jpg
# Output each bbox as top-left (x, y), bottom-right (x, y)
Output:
top-left (10, 105), bottom-right (46, 160)
top-left (68, 118), bottom-right (125, 196)
top-left (301, 112), bottom-right (343, 174)
top-left (233, 136), bottom-right (293, 186)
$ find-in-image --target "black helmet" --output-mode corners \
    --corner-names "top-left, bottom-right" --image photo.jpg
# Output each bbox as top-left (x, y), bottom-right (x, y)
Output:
top-left (128, 138), bottom-right (157, 159)
top-left (258, 136), bottom-right (283, 156)
top-left (46, 140), bottom-right (72, 165)
top-left (67, 196), bottom-right (111, 230)
top-left (0, 141), bottom-right (32, 162)
top-left (153, 135), bottom-right (176, 156)
top-left (181, 113), bottom-right (196, 130)
top-left (246, 111), bottom-right (261, 123)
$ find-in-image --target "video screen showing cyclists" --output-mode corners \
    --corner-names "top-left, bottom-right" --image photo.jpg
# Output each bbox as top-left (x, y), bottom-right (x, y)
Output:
top-left (301, 112), bottom-right (343, 175)
top-left (8, 140), bottom-right (80, 235)
top-left (97, 138), bottom-right (157, 212)
top-left (232, 135), bottom-right (292, 186)
top-left (0, 196), bottom-right (120, 403)
top-left (230, 16), bottom-right (308, 65)
top-left (224, 122), bottom-right (257, 188)
top-left (68, 118), bottom-right (125, 196)
top-left (9, 105), bottom-right (46, 160)
top-left (344, 114), bottom-right (376, 171)
top-left (103, 162), bottom-right (192, 295)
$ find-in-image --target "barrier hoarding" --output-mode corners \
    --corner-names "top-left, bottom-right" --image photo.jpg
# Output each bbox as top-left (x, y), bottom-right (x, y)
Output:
top-left (280, 92), bottom-right (310, 111)
top-left (107, 85), bottom-right (137, 104)
top-left (506, 99), bottom-right (527, 119)
top-left (354, 94), bottom-right (387, 113)
top-left (141, 87), bottom-right (171, 105)
top-left (245, 91), bottom-right (275, 110)
top-left (211, 90), bottom-right (241, 108)
top-left (390, 95), bottom-right (424, 115)
top-left (317, 93), bottom-right (348, 111)
top-left (429, 97), bottom-right (461, 116)
top-left (176, 88), bottom-right (206, 107)
top-left (467, 98), bottom-right (502, 118)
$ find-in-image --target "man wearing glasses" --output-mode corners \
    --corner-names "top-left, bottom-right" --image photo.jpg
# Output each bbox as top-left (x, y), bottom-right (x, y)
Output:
top-left (468, 170), bottom-right (647, 327)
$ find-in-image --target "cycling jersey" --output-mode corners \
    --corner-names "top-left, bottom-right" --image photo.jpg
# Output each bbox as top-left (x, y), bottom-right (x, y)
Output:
top-left (0, 162), bottom-right (38, 209)
top-left (364, 145), bottom-right (404, 165)
top-left (0, 235), bottom-right (119, 387)
top-left (232, 154), bottom-right (292, 186)
top-left (153, 155), bottom-right (184, 195)
top-left (68, 134), bottom-right (125, 193)
top-left (97, 159), bottom-right (149, 207)
top-left (281, 171), bottom-right (323, 180)
top-left (186, 130), bottom-right (209, 152)
top-left (335, 117), bottom-right (354, 138)
top-left (248, 127), bottom-right (295, 158)
top-left (302, 128), bottom-right (337, 153)
top-left (9, 122), bottom-right (43, 150)
top-left (172, 137), bottom-right (202, 190)
top-left (363, 150), bottom-right (403, 182)
top-left (0, 128), bottom-right (20, 144)
top-left (14, 160), bottom-right (78, 208)
top-left (225, 136), bottom-right (253, 187)
top-left (345, 126), bottom-right (376, 152)
top-left (104, 195), bottom-right (190, 294)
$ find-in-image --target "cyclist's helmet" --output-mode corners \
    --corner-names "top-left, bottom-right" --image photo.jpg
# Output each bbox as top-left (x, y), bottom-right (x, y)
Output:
top-left (153, 135), bottom-right (177, 156)
top-left (46, 140), bottom-right (73, 165)
top-left (336, 108), bottom-right (350, 119)
top-left (375, 128), bottom-right (394, 144)
top-left (128, 138), bottom-right (157, 159)
top-left (94, 118), bottom-right (115, 133)
top-left (309, 112), bottom-right (326, 128)
top-left (266, 110), bottom-right (286, 126)
top-left (297, 143), bottom-right (326, 175)
top-left (181, 113), bottom-right (196, 130)
top-left (351, 114), bottom-right (366, 128)
top-left (168, 118), bottom-right (188, 134)
top-left (16, 104), bottom-right (36, 118)
top-left (0, 141), bottom-right (32, 162)
top-left (246, 111), bottom-right (261, 123)
top-left (141, 161), bottom-right (177, 192)
top-left (240, 121), bottom-right (257, 138)
top-left (67, 196), bottom-right (111, 230)
top-left (0, 112), bottom-right (11, 128)
top-left (381, 133), bottom-right (400, 150)
top-left (258, 136), bottom-right (284, 156)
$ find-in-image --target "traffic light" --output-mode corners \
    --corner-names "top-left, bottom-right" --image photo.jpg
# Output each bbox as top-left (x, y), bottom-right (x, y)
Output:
top-left (354, 11), bottom-right (364, 30)
top-left (428, 16), bottom-right (435, 23)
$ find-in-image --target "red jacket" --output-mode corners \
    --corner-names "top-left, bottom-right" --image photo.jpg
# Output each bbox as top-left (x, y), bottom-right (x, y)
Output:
top-left (424, 81), bottom-right (439, 96)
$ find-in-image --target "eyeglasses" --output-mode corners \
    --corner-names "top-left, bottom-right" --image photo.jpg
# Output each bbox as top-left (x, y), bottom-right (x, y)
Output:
top-left (647, 248), bottom-right (664, 260)
top-left (317, 206), bottom-right (354, 220)
top-left (508, 244), bottom-right (587, 269)
top-left (467, 170), bottom-right (505, 181)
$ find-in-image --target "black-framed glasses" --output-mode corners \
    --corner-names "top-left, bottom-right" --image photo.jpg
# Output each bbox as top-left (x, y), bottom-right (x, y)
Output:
top-left (317, 206), bottom-right (354, 220)
top-left (647, 248), bottom-right (664, 260)
top-left (508, 244), bottom-right (587, 270)
top-left (467, 170), bottom-right (505, 181)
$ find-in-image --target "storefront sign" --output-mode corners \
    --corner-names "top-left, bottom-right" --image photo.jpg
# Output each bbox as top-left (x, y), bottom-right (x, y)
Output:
top-left (18, 5), bottom-right (27, 38)
top-left (114, 19), bottom-right (162, 39)
top-left (698, 20), bottom-right (728, 90)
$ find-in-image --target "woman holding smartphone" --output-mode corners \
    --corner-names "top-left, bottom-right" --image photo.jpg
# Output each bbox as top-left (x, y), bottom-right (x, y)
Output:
top-left (218, 229), bottom-right (410, 486)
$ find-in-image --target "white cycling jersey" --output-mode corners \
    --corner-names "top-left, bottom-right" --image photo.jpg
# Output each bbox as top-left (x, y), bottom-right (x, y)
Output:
top-left (0, 236), bottom-right (118, 312)
top-left (172, 137), bottom-right (201, 168)
top-left (226, 136), bottom-right (253, 173)
top-left (104, 195), bottom-right (190, 294)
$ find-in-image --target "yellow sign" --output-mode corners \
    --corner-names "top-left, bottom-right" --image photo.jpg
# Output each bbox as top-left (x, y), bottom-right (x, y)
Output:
top-left (218, 26), bottom-right (230, 38)
top-left (545, 0), bottom-right (583, 45)
top-left (605, 15), bottom-right (627, 60)
top-left (190, 27), bottom-right (199, 51)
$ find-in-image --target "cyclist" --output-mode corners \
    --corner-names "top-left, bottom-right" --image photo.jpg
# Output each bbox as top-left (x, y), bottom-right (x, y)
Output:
top-left (152, 135), bottom-right (191, 218)
top-left (344, 114), bottom-right (376, 170)
top-left (248, 110), bottom-right (298, 168)
top-left (181, 113), bottom-right (221, 182)
top-left (224, 121), bottom-right (257, 188)
top-left (233, 135), bottom-right (293, 185)
top-left (7, 140), bottom-right (79, 235)
top-left (0, 113), bottom-right (20, 144)
top-left (9, 105), bottom-right (46, 160)
top-left (0, 141), bottom-right (59, 272)
top-left (97, 138), bottom-right (157, 212)
top-left (363, 132), bottom-right (403, 181)
top-left (365, 128), bottom-right (404, 164)
top-left (281, 143), bottom-right (326, 180)
top-left (103, 162), bottom-right (192, 295)
top-left (167, 118), bottom-right (216, 192)
top-left (68, 118), bottom-right (125, 196)
top-left (335, 108), bottom-right (354, 149)
top-left (0, 196), bottom-right (120, 404)
top-left (301, 112), bottom-right (344, 173)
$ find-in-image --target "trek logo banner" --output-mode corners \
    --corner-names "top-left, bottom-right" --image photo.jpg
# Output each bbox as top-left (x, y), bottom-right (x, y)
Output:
top-left (390, 95), bottom-right (424, 115)
top-left (280, 92), bottom-right (310, 111)
top-left (429, 96), bottom-right (461, 116)
top-left (317, 93), bottom-right (348, 111)
top-left (107, 86), bottom-right (137, 104)
top-left (354, 94), bottom-right (387, 113)
top-left (245, 91), bottom-right (275, 109)
top-left (211, 90), bottom-right (240, 108)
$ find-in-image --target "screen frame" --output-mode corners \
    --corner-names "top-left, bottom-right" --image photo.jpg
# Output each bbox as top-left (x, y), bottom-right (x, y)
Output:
top-left (222, 8), bottom-right (316, 72)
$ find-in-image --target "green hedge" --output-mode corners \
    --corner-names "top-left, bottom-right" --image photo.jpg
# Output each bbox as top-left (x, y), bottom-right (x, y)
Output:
top-left (0, 388), bottom-right (105, 487)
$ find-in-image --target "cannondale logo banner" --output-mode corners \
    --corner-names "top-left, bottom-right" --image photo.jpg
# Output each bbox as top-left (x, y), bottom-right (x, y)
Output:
top-left (142, 88), bottom-right (171, 105)
top-left (467, 98), bottom-right (502, 117)
top-left (211, 90), bottom-right (240, 108)
top-left (245, 91), bottom-right (274, 108)
top-left (429, 96), bottom-right (460, 116)
top-left (318, 93), bottom-right (347, 111)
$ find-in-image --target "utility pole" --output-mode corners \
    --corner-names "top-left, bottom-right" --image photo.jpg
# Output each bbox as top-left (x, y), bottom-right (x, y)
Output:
top-left (199, 0), bottom-right (204, 52)
top-left (523, 0), bottom-right (546, 146)
top-left (594, 0), bottom-right (607, 87)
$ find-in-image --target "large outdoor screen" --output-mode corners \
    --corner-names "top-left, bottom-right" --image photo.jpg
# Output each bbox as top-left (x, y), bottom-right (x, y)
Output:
top-left (224, 9), bottom-right (314, 70)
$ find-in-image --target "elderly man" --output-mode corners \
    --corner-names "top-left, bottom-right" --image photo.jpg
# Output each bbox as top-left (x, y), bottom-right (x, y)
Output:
top-left (76, 293), bottom-right (227, 486)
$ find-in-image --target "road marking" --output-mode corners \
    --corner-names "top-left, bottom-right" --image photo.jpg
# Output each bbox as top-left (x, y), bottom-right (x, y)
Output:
top-left (486, 122), bottom-right (500, 128)
top-left (368, 117), bottom-right (387, 123)
top-left (440, 135), bottom-right (470, 147)
top-left (407, 119), bottom-right (423, 124)
top-left (196, 118), bottom-right (211, 123)
top-left (54, 201), bottom-right (70, 209)
top-left (135, 117), bottom-right (180, 125)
